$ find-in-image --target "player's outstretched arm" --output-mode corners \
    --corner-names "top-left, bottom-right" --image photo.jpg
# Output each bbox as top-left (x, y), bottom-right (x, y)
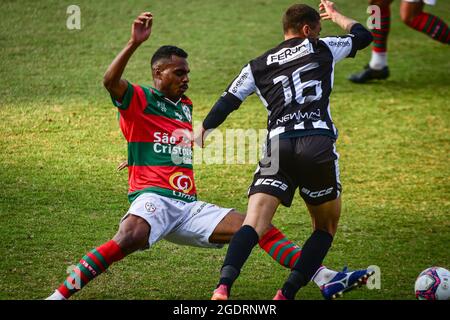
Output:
top-left (319, 0), bottom-right (357, 32)
top-left (103, 12), bottom-right (153, 101)
top-left (198, 63), bottom-right (255, 147)
top-left (197, 93), bottom-right (242, 147)
top-left (320, 1), bottom-right (373, 52)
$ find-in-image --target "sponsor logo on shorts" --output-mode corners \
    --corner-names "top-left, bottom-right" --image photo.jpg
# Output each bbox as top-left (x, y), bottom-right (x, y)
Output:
top-left (169, 172), bottom-right (194, 194)
top-left (301, 187), bottom-right (334, 198)
top-left (191, 202), bottom-right (208, 217)
top-left (173, 191), bottom-right (196, 201)
top-left (254, 178), bottom-right (288, 191)
top-left (145, 202), bottom-right (156, 214)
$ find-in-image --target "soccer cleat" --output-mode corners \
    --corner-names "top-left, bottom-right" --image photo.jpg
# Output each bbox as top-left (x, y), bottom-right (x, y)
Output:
top-left (320, 267), bottom-right (375, 300)
top-left (273, 289), bottom-right (288, 300)
top-left (211, 284), bottom-right (229, 300)
top-left (348, 65), bottom-right (390, 83)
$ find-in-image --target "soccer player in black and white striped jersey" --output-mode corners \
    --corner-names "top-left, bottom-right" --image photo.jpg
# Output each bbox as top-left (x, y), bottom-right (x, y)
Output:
top-left (200, 1), bottom-right (375, 300)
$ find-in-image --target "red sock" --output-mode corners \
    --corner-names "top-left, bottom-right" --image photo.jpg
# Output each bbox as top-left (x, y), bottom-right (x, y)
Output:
top-left (372, 6), bottom-right (391, 53)
top-left (408, 12), bottom-right (450, 44)
top-left (57, 240), bottom-right (125, 299)
top-left (259, 226), bottom-right (302, 269)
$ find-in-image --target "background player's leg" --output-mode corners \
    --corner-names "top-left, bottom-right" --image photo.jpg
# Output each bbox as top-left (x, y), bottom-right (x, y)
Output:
top-left (369, 0), bottom-right (393, 70)
top-left (401, 1), bottom-right (449, 44)
top-left (47, 215), bottom-right (149, 300)
top-left (349, 0), bottom-right (393, 83)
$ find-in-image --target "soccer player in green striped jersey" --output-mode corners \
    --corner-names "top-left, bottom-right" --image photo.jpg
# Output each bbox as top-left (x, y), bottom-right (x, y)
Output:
top-left (46, 11), bottom-right (351, 300)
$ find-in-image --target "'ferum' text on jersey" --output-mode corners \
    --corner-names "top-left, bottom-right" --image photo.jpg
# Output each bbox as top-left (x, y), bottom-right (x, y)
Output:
top-left (267, 42), bottom-right (313, 65)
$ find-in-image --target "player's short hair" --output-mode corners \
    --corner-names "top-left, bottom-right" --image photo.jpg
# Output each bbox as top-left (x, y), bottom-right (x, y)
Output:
top-left (283, 4), bottom-right (321, 33)
top-left (151, 45), bottom-right (188, 66)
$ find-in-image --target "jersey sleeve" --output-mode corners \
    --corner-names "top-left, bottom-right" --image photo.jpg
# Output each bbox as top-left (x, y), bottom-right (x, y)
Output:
top-left (320, 36), bottom-right (354, 63)
top-left (111, 81), bottom-right (134, 110)
top-left (225, 64), bottom-right (256, 101)
top-left (320, 23), bottom-right (373, 63)
top-left (111, 82), bottom-right (147, 122)
top-left (202, 64), bottom-right (255, 130)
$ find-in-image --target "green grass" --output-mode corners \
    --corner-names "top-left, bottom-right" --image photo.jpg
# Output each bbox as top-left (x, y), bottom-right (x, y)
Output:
top-left (0, 0), bottom-right (449, 300)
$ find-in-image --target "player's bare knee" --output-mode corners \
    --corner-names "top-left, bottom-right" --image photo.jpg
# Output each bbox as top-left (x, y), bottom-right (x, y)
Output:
top-left (314, 225), bottom-right (337, 237)
top-left (312, 215), bottom-right (339, 237)
top-left (400, 10), bottom-right (414, 25)
top-left (229, 210), bottom-right (245, 229)
top-left (114, 229), bottom-right (149, 254)
top-left (401, 12), bottom-right (419, 26)
top-left (114, 215), bottom-right (150, 254)
top-left (400, 1), bottom-right (423, 26)
top-left (209, 210), bottom-right (244, 243)
top-left (224, 210), bottom-right (245, 233)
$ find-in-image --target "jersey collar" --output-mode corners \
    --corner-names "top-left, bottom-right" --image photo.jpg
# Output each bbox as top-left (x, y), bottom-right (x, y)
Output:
top-left (149, 86), bottom-right (181, 106)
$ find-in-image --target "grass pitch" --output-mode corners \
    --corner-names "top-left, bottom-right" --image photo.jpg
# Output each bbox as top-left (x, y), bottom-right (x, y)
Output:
top-left (0, 0), bottom-right (449, 300)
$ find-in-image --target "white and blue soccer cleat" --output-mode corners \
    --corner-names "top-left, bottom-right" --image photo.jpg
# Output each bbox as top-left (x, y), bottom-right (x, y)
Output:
top-left (320, 267), bottom-right (375, 300)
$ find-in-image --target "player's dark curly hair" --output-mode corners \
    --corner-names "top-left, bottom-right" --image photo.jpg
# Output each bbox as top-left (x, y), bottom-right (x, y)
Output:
top-left (151, 45), bottom-right (188, 66)
top-left (283, 4), bottom-right (321, 33)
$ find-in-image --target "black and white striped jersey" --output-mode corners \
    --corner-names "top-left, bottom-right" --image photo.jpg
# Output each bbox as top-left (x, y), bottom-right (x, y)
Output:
top-left (224, 35), bottom-right (357, 139)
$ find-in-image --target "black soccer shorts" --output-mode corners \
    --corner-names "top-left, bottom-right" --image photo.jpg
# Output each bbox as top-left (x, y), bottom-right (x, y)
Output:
top-left (248, 135), bottom-right (342, 206)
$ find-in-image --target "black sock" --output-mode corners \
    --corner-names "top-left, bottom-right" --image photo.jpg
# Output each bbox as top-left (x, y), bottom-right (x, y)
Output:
top-left (282, 229), bottom-right (333, 299)
top-left (218, 225), bottom-right (259, 289)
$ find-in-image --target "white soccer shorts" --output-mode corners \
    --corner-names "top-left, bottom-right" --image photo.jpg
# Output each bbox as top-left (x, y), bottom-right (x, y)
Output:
top-left (121, 193), bottom-right (233, 249)
top-left (403, 0), bottom-right (436, 5)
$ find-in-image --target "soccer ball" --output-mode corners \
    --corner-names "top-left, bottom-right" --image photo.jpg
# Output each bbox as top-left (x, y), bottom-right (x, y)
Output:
top-left (414, 267), bottom-right (450, 300)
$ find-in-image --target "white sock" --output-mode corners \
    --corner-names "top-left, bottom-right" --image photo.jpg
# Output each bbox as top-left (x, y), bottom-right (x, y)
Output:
top-left (45, 289), bottom-right (66, 300)
top-left (312, 266), bottom-right (338, 287)
top-left (369, 51), bottom-right (388, 70)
